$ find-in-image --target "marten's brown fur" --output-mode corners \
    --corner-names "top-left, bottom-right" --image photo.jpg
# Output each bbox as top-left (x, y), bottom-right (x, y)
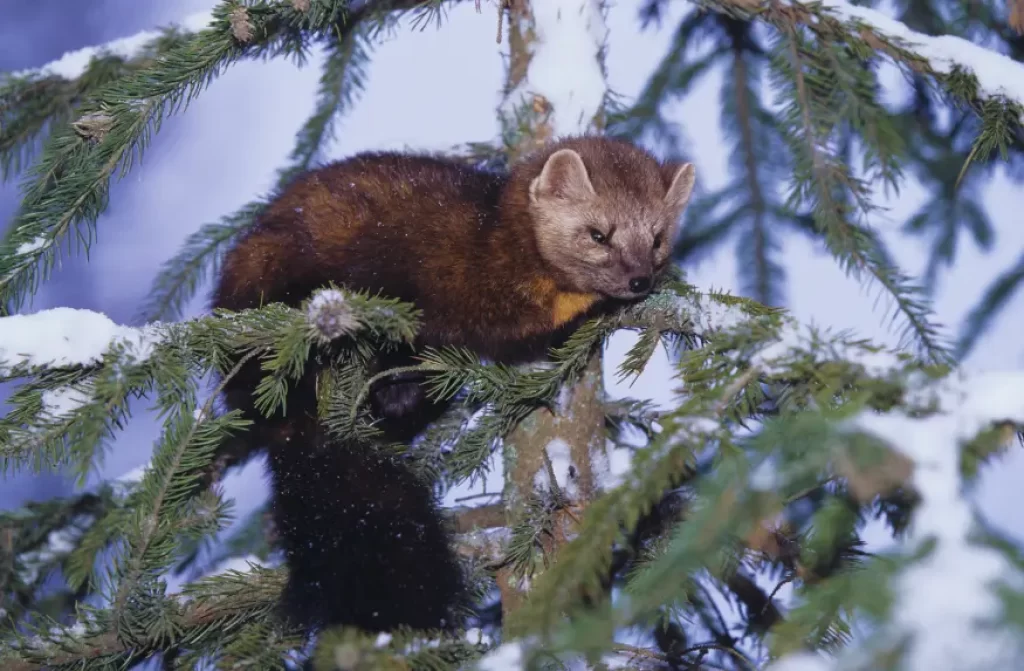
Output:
top-left (215, 136), bottom-right (695, 361)
top-left (211, 135), bottom-right (695, 635)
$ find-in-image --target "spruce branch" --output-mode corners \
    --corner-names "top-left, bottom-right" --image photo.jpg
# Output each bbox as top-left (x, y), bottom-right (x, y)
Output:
top-left (616, 328), bottom-right (665, 383)
top-left (509, 378), bottom-right (748, 633)
top-left (0, 14), bottom-right (211, 183)
top-left (652, 0), bottom-right (1024, 365)
top-left (345, 316), bottom-right (618, 488)
top-left (709, 0), bottom-right (1024, 196)
top-left (139, 1), bottom-right (450, 324)
top-left (0, 287), bottom-right (437, 664)
top-left (604, 397), bottom-right (661, 442)
top-left (4, 13), bottom-right (215, 83)
top-left (0, 0), bottom-right (383, 314)
top-left (955, 247), bottom-right (1024, 359)
top-left (0, 276), bottom-right (1001, 668)
top-left (311, 625), bottom-right (489, 671)
top-left (275, 21), bottom-right (373, 187)
top-left (0, 566), bottom-right (291, 671)
top-left (767, 23), bottom-right (951, 365)
top-left (443, 410), bottom-right (510, 484)
top-left (701, 0), bottom-right (1024, 121)
top-left (136, 208), bottom-right (259, 325)
top-left (0, 289), bottom-right (421, 480)
top-left (606, 8), bottom-right (713, 154)
top-left (107, 350), bottom-right (258, 624)
top-left (0, 489), bottom-right (112, 631)
top-left (892, 110), bottom-right (996, 296)
top-left (729, 40), bottom-right (776, 306)
top-left (508, 310), bottom-right (929, 639)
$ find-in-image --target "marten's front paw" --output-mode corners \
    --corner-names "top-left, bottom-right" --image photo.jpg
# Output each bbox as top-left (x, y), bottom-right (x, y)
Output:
top-left (370, 378), bottom-right (426, 421)
top-left (368, 375), bottom-right (449, 444)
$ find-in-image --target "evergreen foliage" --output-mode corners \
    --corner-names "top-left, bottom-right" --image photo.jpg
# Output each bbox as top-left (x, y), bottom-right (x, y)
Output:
top-left (1, 1), bottom-right (1023, 670)
top-left (615, 0), bottom-right (1024, 360)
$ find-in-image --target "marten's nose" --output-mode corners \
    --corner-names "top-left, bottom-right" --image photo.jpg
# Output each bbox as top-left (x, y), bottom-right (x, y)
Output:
top-left (629, 276), bottom-right (652, 294)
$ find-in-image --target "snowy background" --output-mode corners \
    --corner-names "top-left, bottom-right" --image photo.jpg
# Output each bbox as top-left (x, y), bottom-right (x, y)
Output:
top-left (2, 0), bottom-right (1023, 572)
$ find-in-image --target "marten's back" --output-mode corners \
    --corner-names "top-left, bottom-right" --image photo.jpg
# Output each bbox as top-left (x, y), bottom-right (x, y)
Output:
top-left (215, 153), bottom-right (506, 311)
top-left (213, 152), bottom-right (565, 360)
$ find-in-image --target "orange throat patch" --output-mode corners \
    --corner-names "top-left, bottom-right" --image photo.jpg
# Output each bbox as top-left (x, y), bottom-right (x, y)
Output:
top-left (552, 291), bottom-right (600, 327)
top-left (530, 277), bottom-right (600, 328)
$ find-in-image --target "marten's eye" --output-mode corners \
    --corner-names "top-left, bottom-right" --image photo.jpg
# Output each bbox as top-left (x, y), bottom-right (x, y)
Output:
top-left (590, 228), bottom-right (608, 244)
top-left (653, 233), bottom-right (663, 250)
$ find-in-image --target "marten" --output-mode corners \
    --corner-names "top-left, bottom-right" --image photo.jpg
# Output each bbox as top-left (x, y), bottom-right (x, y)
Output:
top-left (211, 135), bottom-right (696, 634)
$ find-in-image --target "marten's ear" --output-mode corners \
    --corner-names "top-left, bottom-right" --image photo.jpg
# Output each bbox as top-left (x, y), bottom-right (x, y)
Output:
top-left (530, 149), bottom-right (597, 203)
top-left (663, 162), bottom-right (695, 215)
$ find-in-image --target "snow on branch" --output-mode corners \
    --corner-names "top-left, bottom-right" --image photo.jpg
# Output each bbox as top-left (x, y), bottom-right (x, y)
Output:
top-left (7, 11), bottom-right (214, 82)
top-left (860, 371), bottom-right (1024, 671)
top-left (499, 0), bottom-right (609, 142)
top-left (526, 0), bottom-right (608, 136)
top-left (0, 3), bottom-right (357, 313)
top-left (770, 370), bottom-right (1024, 671)
top-left (0, 307), bottom-right (166, 371)
top-left (703, 0), bottom-right (1024, 121)
top-left (817, 0), bottom-right (1024, 118)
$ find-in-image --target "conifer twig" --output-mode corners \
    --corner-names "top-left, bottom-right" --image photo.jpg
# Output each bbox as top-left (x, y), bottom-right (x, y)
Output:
top-left (703, 0), bottom-right (1024, 118)
top-left (2, 569), bottom-right (286, 671)
top-left (765, 18), bottom-right (951, 364)
top-left (731, 39), bottom-right (774, 305)
top-left (6, 13), bottom-right (214, 82)
top-left (0, 0), bottom-right (397, 313)
top-left (111, 349), bottom-right (260, 617)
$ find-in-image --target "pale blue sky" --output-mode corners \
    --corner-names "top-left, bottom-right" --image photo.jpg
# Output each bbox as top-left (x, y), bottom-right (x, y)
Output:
top-left (3, 0), bottom-right (1023, 557)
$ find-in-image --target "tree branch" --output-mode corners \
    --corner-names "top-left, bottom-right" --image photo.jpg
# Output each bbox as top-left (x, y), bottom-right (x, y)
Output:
top-left (495, 0), bottom-right (611, 633)
top-left (704, 0), bottom-right (1024, 119)
top-left (451, 503), bottom-right (506, 533)
top-left (6, 13), bottom-right (214, 82)
top-left (731, 37), bottom-right (771, 304)
top-left (1, 569), bottom-right (286, 671)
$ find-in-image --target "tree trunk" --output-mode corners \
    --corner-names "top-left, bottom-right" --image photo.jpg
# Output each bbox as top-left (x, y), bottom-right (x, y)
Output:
top-left (495, 0), bottom-right (610, 633)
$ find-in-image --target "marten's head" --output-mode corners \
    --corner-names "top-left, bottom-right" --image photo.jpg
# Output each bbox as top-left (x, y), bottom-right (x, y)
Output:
top-left (525, 137), bottom-right (695, 301)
